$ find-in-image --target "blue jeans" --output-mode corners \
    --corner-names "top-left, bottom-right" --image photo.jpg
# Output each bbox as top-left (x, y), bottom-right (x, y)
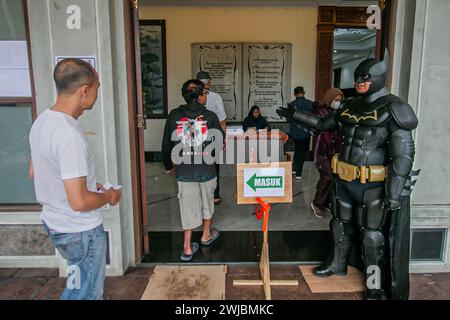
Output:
top-left (43, 223), bottom-right (107, 300)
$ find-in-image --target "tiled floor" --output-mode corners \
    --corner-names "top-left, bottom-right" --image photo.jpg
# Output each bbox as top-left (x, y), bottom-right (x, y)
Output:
top-left (1, 266), bottom-right (449, 300)
top-left (141, 231), bottom-right (330, 263)
top-left (146, 162), bottom-right (331, 232)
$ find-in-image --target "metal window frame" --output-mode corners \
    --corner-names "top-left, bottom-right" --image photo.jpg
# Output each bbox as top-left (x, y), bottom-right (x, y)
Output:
top-left (410, 228), bottom-right (448, 262)
top-left (0, 0), bottom-right (39, 212)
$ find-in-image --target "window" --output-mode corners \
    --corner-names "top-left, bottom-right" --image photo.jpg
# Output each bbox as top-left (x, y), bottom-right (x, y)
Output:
top-left (139, 20), bottom-right (168, 119)
top-left (411, 229), bottom-right (447, 262)
top-left (0, 1), bottom-right (37, 208)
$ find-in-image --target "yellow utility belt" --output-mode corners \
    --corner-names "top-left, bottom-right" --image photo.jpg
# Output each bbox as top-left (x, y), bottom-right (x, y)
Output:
top-left (331, 155), bottom-right (386, 184)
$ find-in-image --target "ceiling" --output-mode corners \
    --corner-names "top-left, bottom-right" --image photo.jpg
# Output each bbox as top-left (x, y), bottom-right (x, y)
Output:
top-left (140, 0), bottom-right (379, 65)
top-left (141, 0), bottom-right (378, 7)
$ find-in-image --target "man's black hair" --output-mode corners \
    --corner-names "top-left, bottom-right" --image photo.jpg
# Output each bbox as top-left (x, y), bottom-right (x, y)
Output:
top-left (294, 86), bottom-right (305, 95)
top-left (54, 58), bottom-right (97, 95)
top-left (181, 79), bottom-right (205, 104)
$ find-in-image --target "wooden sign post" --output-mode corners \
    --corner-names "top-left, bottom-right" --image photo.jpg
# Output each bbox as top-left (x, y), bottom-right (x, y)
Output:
top-left (234, 162), bottom-right (298, 300)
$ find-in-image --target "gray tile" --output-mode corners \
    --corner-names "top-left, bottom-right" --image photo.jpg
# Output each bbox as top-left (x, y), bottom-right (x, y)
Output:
top-left (14, 269), bottom-right (59, 278)
top-left (0, 277), bottom-right (48, 300)
top-left (146, 162), bottom-right (330, 232)
top-left (0, 225), bottom-right (55, 256)
top-left (0, 269), bottom-right (19, 278)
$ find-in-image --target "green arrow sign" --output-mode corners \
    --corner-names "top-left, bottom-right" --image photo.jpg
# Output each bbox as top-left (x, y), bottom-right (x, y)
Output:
top-left (246, 173), bottom-right (284, 192)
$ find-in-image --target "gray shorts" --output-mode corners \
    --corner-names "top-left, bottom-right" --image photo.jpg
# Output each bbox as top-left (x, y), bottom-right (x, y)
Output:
top-left (177, 178), bottom-right (217, 230)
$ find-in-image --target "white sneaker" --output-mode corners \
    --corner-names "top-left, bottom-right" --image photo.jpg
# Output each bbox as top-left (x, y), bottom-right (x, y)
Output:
top-left (311, 202), bottom-right (326, 219)
top-left (295, 176), bottom-right (302, 181)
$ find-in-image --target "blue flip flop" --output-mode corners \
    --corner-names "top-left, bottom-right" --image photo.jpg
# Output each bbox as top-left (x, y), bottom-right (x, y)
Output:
top-left (180, 242), bottom-right (199, 262)
top-left (201, 229), bottom-right (220, 247)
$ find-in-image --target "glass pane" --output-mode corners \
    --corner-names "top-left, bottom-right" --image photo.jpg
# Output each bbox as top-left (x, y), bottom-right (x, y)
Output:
top-left (0, 105), bottom-right (36, 204)
top-left (140, 22), bottom-right (168, 118)
top-left (411, 229), bottom-right (446, 262)
top-left (0, 0), bottom-right (26, 41)
top-left (332, 28), bottom-right (377, 95)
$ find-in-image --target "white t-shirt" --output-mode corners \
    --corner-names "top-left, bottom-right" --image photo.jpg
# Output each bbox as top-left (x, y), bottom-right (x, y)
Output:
top-left (206, 90), bottom-right (227, 122)
top-left (29, 109), bottom-right (102, 233)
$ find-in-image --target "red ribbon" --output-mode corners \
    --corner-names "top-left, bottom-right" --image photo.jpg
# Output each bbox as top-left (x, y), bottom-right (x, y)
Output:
top-left (254, 197), bottom-right (271, 232)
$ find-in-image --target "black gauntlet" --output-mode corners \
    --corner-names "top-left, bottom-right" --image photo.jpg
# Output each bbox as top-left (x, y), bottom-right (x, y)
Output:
top-left (292, 111), bottom-right (338, 131)
top-left (385, 129), bottom-right (416, 210)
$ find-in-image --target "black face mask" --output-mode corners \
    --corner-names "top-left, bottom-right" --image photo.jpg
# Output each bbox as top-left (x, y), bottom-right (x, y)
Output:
top-left (354, 51), bottom-right (389, 96)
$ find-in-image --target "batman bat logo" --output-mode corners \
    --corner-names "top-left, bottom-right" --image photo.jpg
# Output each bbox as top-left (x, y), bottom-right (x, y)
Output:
top-left (341, 109), bottom-right (378, 123)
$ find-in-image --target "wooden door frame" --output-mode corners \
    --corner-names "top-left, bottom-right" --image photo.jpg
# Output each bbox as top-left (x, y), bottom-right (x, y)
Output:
top-left (123, 0), bottom-right (149, 263)
top-left (123, 1), bottom-right (399, 262)
top-left (314, 4), bottom-right (397, 102)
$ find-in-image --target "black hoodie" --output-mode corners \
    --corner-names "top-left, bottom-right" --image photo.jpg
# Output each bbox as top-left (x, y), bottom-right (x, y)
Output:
top-left (162, 102), bottom-right (225, 182)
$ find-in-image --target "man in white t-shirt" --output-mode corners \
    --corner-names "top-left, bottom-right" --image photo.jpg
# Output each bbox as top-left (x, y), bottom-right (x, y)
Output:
top-left (197, 72), bottom-right (227, 205)
top-left (29, 58), bottom-right (121, 300)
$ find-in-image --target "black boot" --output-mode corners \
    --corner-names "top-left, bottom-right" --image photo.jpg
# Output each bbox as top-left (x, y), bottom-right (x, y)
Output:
top-left (365, 289), bottom-right (382, 300)
top-left (362, 229), bottom-right (386, 300)
top-left (314, 219), bottom-right (352, 277)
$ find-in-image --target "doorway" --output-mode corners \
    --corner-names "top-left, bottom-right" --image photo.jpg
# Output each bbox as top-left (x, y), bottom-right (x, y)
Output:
top-left (333, 28), bottom-right (378, 98)
top-left (124, 1), bottom-right (390, 264)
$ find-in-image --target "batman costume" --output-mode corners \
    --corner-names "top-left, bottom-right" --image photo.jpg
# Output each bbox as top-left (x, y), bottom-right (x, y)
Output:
top-left (277, 51), bottom-right (419, 300)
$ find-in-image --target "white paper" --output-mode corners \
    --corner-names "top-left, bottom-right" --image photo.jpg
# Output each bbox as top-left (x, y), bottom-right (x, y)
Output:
top-left (98, 182), bottom-right (122, 193)
top-left (0, 41), bottom-right (31, 97)
top-left (243, 167), bottom-right (285, 198)
top-left (0, 69), bottom-right (31, 97)
top-left (55, 56), bottom-right (97, 70)
top-left (0, 41), bottom-right (29, 70)
top-left (226, 126), bottom-right (244, 136)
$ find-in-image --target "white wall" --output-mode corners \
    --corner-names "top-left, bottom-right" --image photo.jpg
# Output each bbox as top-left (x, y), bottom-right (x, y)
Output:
top-left (396, 0), bottom-right (450, 273)
top-left (408, 0), bottom-right (450, 206)
top-left (139, 6), bottom-right (318, 151)
top-left (20, 0), bottom-right (133, 276)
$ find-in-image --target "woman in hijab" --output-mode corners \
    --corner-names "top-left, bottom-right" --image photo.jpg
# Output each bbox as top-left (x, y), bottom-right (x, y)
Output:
top-left (310, 88), bottom-right (344, 219)
top-left (243, 105), bottom-right (270, 132)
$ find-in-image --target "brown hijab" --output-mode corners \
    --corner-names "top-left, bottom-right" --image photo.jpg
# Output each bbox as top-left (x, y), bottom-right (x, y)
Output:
top-left (320, 88), bottom-right (344, 107)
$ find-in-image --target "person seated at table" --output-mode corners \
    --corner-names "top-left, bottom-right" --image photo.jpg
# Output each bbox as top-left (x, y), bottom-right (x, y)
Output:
top-left (243, 105), bottom-right (270, 132)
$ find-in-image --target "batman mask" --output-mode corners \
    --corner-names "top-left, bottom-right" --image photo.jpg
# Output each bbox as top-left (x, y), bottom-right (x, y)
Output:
top-left (354, 50), bottom-right (389, 96)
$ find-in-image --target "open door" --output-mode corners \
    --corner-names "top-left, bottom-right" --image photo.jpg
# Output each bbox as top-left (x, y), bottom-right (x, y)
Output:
top-left (124, 0), bottom-right (149, 260)
top-left (132, 0), bottom-right (150, 254)
top-left (315, 6), bottom-right (386, 102)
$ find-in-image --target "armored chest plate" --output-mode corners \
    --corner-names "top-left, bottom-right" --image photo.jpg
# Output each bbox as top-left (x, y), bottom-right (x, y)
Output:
top-left (336, 99), bottom-right (393, 166)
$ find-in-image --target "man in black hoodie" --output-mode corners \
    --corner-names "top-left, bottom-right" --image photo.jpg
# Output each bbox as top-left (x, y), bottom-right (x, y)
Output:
top-left (162, 79), bottom-right (225, 262)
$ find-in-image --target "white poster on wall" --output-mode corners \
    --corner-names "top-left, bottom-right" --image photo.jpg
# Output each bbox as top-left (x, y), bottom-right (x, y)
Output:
top-left (243, 44), bottom-right (292, 122)
top-left (192, 43), bottom-right (292, 123)
top-left (192, 43), bottom-right (242, 121)
top-left (0, 41), bottom-right (31, 97)
top-left (55, 56), bottom-right (97, 70)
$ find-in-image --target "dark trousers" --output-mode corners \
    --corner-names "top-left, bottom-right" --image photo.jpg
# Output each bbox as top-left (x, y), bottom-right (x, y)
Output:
top-left (293, 138), bottom-right (310, 177)
top-left (328, 178), bottom-right (388, 294)
top-left (214, 164), bottom-right (220, 199)
top-left (313, 168), bottom-right (332, 210)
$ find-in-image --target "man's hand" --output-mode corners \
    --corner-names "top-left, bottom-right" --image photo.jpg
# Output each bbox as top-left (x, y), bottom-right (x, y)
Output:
top-left (220, 120), bottom-right (227, 133)
top-left (64, 177), bottom-right (121, 212)
top-left (165, 168), bottom-right (175, 176)
top-left (276, 103), bottom-right (295, 122)
top-left (382, 198), bottom-right (402, 211)
top-left (106, 189), bottom-right (121, 206)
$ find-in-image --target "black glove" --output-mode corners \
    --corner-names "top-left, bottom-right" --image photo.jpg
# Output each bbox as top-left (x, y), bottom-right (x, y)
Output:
top-left (382, 197), bottom-right (402, 211)
top-left (276, 103), bottom-right (295, 122)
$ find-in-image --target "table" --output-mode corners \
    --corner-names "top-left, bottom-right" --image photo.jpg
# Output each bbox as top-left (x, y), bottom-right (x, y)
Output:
top-left (220, 130), bottom-right (289, 177)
